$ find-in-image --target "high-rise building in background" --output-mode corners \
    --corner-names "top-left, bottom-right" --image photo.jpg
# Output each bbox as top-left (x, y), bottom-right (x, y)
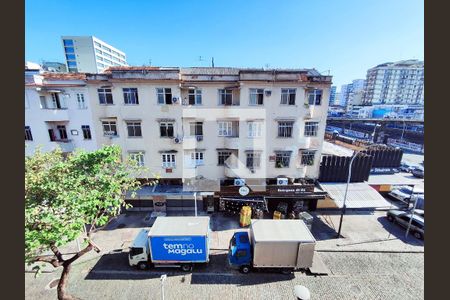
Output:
top-left (328, 86), bottom-right (337, 106)
top-left (339, 79), bottom-right (365, 109)
top-left (363, 60), bottom-right (424, 105)
top-left (61, 36), bottom-right (128, 73)
top-left (42, 61), bottom-right (67, 73)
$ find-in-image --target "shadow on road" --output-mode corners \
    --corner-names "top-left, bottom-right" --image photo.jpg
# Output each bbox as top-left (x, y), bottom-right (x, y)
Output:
top-left (377, 216), bottom-right (424, 246)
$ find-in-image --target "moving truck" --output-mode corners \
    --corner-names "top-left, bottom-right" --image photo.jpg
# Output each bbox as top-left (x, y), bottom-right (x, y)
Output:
top-left (128, 216), bottom-right (210, 272)
top-left (228, 219), bottom-right (316, 274)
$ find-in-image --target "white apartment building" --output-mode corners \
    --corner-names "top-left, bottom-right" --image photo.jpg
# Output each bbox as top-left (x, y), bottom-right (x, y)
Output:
top-left (339, 79), bottom-right (366, 110)
top-left (25, 70), bottom-right (99, 156)
top-left (25, 66), bottom-right (331, 211)
top-left (61, 36), bottom-right (128, 73)
top-left (363, 60), bottom-right (424, 105)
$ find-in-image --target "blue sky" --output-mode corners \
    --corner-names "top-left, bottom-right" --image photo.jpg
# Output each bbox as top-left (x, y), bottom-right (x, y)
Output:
top-left (25, 0), bottom-right (423, 89)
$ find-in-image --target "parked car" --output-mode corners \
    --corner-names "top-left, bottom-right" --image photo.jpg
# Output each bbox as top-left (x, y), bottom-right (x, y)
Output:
top-left (411, 167), bottom-right (424, 178)
top-left (386, 209), bottom-right (425, 239)
top-left (398, 163), bottom-right (413, 173)
top-left (388, 186), bottom-right (424, 203)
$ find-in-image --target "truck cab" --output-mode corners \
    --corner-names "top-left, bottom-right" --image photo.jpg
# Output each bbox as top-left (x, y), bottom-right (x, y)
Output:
top-left (228, 231), bottom-right (252, 273)
top-left (128, 229), bottom-right (150, 270)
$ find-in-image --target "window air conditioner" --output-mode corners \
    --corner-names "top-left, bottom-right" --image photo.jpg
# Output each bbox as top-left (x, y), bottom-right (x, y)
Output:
top-left (196, 135), bottom-right (203, 142)
top-left (265, 90), bottom-right (272, 96)
top-left (277, 178), bottom-right (289, 186)
top-left (234, 179), bottom-right (246, 186)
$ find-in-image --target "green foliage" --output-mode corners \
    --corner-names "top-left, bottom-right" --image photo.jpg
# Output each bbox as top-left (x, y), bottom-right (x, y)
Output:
top-left (25, 145), bottom-right (146, 263)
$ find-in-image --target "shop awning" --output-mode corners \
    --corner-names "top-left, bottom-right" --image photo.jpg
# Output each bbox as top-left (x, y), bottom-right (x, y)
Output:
top-left (319, 182), bottom-right (391, 209)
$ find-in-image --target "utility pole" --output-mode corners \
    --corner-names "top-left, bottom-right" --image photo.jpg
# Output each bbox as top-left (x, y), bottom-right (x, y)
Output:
top-left (405, 185), bottom-right (418, 238)
top-left (211, 57), bottom-right (214, 67)
top-left (160, 274), bottom-right (167, 300)
top-left (194, 192), bottom-right (198, 217)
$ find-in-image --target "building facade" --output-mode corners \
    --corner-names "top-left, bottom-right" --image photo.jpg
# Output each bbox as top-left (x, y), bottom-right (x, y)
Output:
top-left (339, 79), bottom-right (366, 110)
top-left (328, 86), bottom-right (337, 106)
top-left (25, 67), bottom-right (331, 212)
top-left (363, 60), bottom-right (424, 105)
top-left (42, 61), bottom-right (67, 73)
top-left (61, 36), bottom-right (128, 73)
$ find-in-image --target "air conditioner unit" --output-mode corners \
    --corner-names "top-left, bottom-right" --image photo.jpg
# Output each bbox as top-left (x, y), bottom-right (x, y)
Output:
top-left (265, 90), bottom-right (272, 96)
top-left (172, 97), bottom-right (179, 103)
top-left (196, 135), bottom-right (203, 142)
top-left (104, 131), bottom-right (116, 136)
top-left (234, 179), bottom-right (246, 186)
top-left (277, 178), bottom-right (289, 186)
top-left (173, 137), bottom-right (182, 144)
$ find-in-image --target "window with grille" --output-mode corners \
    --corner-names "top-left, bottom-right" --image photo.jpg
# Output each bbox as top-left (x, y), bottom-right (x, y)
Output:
top-left (304, 122), bottom-right (319, 137)
top-left (218, 121), bottom-right (238, 137)
top-left (281, 88), bottom-right (296, 105)
top-left (246, 152), bottom-right (261, 169)
top-left (278, 121), bottom-right (294, 137)
top-left (77, 93), bottom-right (87, 109)
top-left (123, 88), bottom-right (139, 105)
top-left (190, 122), bottom-right (203, 137)
top-left (217, 151), bottom-right (232, 166)
top-left (249, 88), bottom-right (264, 105)
top-left (57, 125), bottom-right (68, 140)
top-left (248, 121), bottom-right (263, 138)
top-left (275, 151), bottom-right (291, 168)
top-left (308, 89), bottom-right (323, 105)
top-left (102, 121), bottom-right (118, 136)
top-left (188, 89), bottom-right (202, 105)
top-left (188, 151), bottom-right (204, 166)
top-left (218, 89), bottom-right (233, 105)
top-left (81, 125), bottom-right (92, 140)
top-left (129, 152), bottom-right (145, 167)
top-left (98, 88), bottom-right (113, 105)
top-left (300, 150), bottom-right (316, 166)
top-left (162, 153), bottom-right (176, 168)
top-left (126, 122), bottom-right (142, 137)
top-left (157, 88), bottom-right (173, 104)
top-left (160, 122), bottom-right (174, 138)
top-left (25, 126), bottom-right (33, 141)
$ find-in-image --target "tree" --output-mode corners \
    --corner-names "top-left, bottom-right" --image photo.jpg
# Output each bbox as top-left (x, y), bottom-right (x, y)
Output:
top-left (25, 145), bottom-right (150, 300)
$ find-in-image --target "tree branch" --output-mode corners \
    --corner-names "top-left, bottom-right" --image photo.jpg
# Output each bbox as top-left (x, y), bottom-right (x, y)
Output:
top-left (33, 256), bottom-right (62, 268)
top-left (50, 244), bottom-right (64, 262)
top-left (64, 240), bottom-right (101, 266)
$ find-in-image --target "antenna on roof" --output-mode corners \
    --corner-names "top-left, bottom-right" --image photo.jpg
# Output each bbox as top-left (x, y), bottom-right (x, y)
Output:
top-left (211, 57), bottom-right (214, 67)
top-left (149, 59), bottom-right (152, 66)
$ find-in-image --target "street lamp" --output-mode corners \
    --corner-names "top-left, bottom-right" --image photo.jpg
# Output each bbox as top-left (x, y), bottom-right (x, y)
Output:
top-left (160, 274), bottom-right (167, 300)
top-left (336, 151), bottom-right (361, 238)
top-left (371, 124), bottom-right (381, 143)
top-left (405, 185), bottom-right (418, 238)
top-left (194, 192), bottom-right (197, 217)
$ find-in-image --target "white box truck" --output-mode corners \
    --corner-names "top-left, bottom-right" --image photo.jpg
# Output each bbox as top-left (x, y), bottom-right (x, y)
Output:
top-left (129, 216), bottom-right (210, 272)
top-left (228, 219), bottom-right (316, 274)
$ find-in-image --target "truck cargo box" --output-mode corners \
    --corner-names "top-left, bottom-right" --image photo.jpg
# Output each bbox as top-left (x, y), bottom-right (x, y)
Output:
top-left (250, 219), bottom-right (316, 269)
top-left (148, 216), bottom-right (210, 263)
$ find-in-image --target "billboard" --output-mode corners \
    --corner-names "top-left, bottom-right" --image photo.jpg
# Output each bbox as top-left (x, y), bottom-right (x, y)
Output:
top-left (150, 235), bottom-right (208, 262)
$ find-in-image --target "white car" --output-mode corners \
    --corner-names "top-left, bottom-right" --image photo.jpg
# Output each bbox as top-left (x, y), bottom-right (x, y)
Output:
top-left (388, 186), bottom-right (424, 203)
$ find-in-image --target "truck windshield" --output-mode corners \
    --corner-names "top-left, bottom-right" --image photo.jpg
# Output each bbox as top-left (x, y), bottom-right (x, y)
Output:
top-left (129, 247), bottom-right (144, 257)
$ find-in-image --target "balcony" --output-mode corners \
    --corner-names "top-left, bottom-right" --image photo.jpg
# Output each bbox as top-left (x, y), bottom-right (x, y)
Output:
top-left (51, 139), bottom-right (75, 153)
top-left (42, 108), bottom-right (70, 122)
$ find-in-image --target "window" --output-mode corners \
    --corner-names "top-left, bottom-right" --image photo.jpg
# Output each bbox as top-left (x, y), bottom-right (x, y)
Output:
top-left (275, 151), bottom-right (291, 168)
top-left (308, 89), bottom-right (323, 105)
top-left (81, 125), bottom-right (92, 140)
top-left (248, 121), bottom-right (262, 138)
top-left (249, 88), bottom-right (264, 105)
top-left (129, 247), bottom-right (143, 257)
top-left (160, 122), bottom-right (174, 138)
top-left (218, 151), bottom-right (232, 166)
top-left (129, 152), bottom-right (145, 167)
top-left (102, 120), bottom-right (118, 136)
top-left (157, 88), bottom-right (173, 104)
top-left (188, 88), bottom-right (202, 105)
top-left (98, 88), bottom-right (113, 104)
top-left (39, 96), bottom-right (47, 109)
top-left (218, 121), bottom-right (233, 137)
top-left (57, 125), bottom-right (68, 140)
top-left (190, 122), bottom-right (203, 137)
top-left (281, 88), bottom-right (296, 105)
top-left (50, 93), bottom-right (65, 109)
top-left (188, 151), bottom-right (204, 166)
top-left (63, 39), bottom-right (74, 47)
top-left (162, 154), bottom-right (176, 168)
top-left (218, 89), bottom-right (233, 105)
top-left (64, 47), bottom-right (75, 54)
top-left (126, 122), bottom-right (142, 137)
top-left (67, 61), bottom-right (77, 68)
top-left (304, 122), bottom-right (319, 137)
top-left (104, 59), bottom-right (112, 65)
top-left (96, 56), bottom-right (103, 61)
top-left (300, 150), bottom-right (316, 166)
top-left (94, 41), bottom-right (101, 48)
top-left (25, 126), bottom-right (33, 141)
top-left (95, 48), bottom-right (102, 55)
top-left (77, 93), bottom-right (86, 109)
top-left (66, 54), bottom-right (76, 60)
top-left (123, 88), bottom-right (139, 105)
top-left (278, 121), bottom-right (294, 137)
top-left (246, 151), bottom-right (261, 169)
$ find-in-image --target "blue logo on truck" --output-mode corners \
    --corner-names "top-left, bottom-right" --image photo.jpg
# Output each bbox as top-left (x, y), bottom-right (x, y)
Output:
top-left (150, 236), bottom-right (208, 262)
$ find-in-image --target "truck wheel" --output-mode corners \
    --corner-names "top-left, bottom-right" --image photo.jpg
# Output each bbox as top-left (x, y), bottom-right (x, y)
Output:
top-left (181, 264), bottom-right (192, 272)
top-left (137, 262), bottom-right (147, 270)
top-left (239, 265), bottom-right (251, 274)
